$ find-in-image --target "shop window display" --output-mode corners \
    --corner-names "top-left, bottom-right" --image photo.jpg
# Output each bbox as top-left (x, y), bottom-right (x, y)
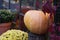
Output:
top-left (0, 0), bottom-right (59, 40)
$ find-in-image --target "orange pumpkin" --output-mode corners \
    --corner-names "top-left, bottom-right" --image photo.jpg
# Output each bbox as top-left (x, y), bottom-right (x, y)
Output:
top-left (21, 6), bottom-right (32, 14)
top-left (24, 10), bottom-right (50, 34)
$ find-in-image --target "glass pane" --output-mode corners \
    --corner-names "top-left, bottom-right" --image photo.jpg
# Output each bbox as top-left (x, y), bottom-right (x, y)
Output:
top-left (3, 0), bottom-right (9, 9)
top-left (0, 0), bottom-right (3, 9)
top-left (21, 0), bottom-right (35, 7)
top-left (10, 0), bottom-right (19, 12)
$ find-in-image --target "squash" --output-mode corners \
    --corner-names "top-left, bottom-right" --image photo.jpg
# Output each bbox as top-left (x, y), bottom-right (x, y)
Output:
top-left (24, 10), bottom-right (50, 34)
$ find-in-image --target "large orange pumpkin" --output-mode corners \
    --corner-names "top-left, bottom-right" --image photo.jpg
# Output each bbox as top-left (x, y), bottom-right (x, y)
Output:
top-left (24, 10), bottom-right (50, 34)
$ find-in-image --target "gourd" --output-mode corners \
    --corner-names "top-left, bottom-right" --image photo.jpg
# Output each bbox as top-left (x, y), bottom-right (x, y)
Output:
top-left (24, 10), bottom-right (50, 34)
top-left (0, 29), bottom-right (28, 40)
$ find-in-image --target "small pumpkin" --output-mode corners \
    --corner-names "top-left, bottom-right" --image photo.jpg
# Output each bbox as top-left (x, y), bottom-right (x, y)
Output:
top-left (21, 6), bottom-right (32, 14)
top-left (24, 10), bottom-right (50, 34)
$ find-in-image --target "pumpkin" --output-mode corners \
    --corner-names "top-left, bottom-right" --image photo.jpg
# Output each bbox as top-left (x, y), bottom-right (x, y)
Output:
top-left (21, 6), bottom-right (32, 14)
top-left (24, 10), bottom-right (50, 34)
